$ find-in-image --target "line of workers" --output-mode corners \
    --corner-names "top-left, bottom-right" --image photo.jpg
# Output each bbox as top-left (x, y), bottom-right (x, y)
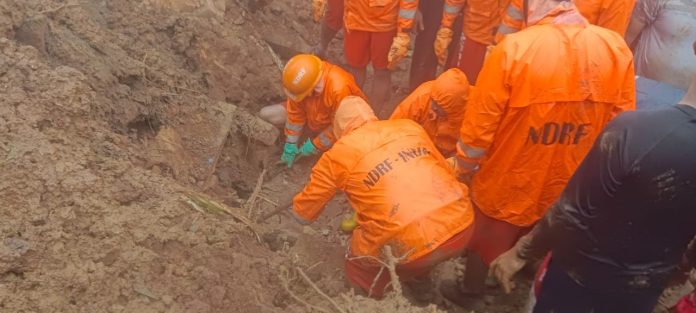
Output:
top-left (258, 0), bottom-right (696, 312)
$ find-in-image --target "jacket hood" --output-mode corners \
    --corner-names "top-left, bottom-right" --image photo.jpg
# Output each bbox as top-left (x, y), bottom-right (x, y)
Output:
top-left (333, 96), bottom-right (378, 139)
top-left (431, 68), bottom-right (470, 116)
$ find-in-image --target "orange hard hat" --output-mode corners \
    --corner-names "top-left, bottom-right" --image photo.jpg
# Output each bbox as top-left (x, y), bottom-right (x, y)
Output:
top-left (282, 54), bottom-right (324, 102)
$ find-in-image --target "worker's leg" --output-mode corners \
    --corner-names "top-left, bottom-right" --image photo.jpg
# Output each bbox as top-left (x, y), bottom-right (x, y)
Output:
top-left (441, 204), bottom-right (531, 306)
top-left (404, 226), bottom-right (474, 302)
top-left (462, 252), bottom-right (488, 293)
top-left (343, 29), bottom-right (370, 87)
top-left (372, 69), bottom-right (391, 117)
top-left (533, 259), bottom-right (664, 313)
top-left (312, 0), bottom-right (343, 58)
top-left (345, 257), bottom-right (393, 299)
top-left (345, 227), bottom-right (472, 299)
top-left (458, 0), bottom-right (507, 83)
top-left (369, 29), bottom-right (397, 117)
top-left (258, 103), bottom-right (287, 126)
top-left (457, 39), bottom-right (488, 84)
top-left (408, 0), bottom-right (444, 91)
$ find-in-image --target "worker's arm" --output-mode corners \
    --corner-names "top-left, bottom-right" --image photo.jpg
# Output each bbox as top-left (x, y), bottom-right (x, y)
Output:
top-left (389, 102), bottom-right (411, 120)
top-left (624, 0), bottom-right (663, 47)
top-left (291, 153), bottom-right (340, 224)
top-left (398, 0), bottom-right (420, 32)
top-left (440, 0), bottom-right (466, 29)
top-left (595, 0), bottom-right (636, 36)
top-left (389, 92), bottom-right (428, 121)
top-left (455, 44), bottom-right (509, 176)
top-left (494, 0), bottom-right (524, 43)
top-left (311, 127), bottom-right (336, 151)
top-left (284, 99), bottom-right (307, 144)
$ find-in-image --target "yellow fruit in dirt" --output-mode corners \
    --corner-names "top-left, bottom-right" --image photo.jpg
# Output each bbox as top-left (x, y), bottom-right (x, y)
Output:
top-left (340, 216), bottom-right (357, 233)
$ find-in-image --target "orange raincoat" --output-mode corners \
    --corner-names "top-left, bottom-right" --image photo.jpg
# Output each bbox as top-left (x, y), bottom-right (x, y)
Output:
top-left (441, 0), bottom-right (511, 45)
top-left (390, 68), bottom-right (471, 156)
top-left (496, 0), bottom-right (636, 43)
top-left (344, 0), bottom-right (420, 32)
top-left (456, 3), bottom-right (635, 227)
top-left (284, 61), bottom-right (366, 150)
top-left (293, 97), bottom-right (474, 262)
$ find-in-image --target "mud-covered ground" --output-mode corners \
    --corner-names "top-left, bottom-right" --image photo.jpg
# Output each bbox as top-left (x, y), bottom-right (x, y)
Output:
top-left (5, 1), bottom-right (689, 313)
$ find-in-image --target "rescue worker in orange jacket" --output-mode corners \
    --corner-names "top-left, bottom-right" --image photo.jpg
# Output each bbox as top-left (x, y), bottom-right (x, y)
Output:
top-left (291, 96), bottom-right (475, 298)
top-left (259, 54), bottom-right (367, 168)
top-left (390, 68), bottom-right (471, 157)
top-left (342, 0), bottom-right (419, 115)
top-left (433, 0), bottom-right (510, 83)
top-left (495, 0), bottom-right (636, 43)
top-left (440, 0), bottom-right (636, 306)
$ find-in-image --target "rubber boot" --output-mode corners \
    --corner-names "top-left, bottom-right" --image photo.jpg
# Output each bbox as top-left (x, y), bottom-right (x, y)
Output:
top-left (440, 254), bottom-right (487, 307)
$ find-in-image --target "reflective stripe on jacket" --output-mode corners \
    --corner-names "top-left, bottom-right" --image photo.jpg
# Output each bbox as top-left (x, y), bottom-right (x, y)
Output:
top-left (344, 0), bottom-right (418, 32)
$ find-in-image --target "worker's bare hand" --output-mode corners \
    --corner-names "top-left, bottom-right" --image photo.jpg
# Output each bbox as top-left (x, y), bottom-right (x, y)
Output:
top-left (490, 246), bottom-right (527, 294)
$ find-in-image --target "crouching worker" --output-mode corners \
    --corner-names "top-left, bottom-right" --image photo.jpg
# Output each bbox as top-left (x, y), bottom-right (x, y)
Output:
top-left (290, 96), bottom-right (475, 299)
top-left (390, 68), bottom-right (470, 157)
top-left (259, 54), bottom-right (366, 168)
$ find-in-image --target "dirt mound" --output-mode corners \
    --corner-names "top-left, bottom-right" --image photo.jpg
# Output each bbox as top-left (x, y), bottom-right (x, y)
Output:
top-left (0, 1), bottom-right (530, 312)
top-left (0, 1), bottom-right (443, 312)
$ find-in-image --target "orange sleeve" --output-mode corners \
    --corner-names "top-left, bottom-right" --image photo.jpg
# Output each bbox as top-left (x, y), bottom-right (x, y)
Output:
top-left (292, 153), bottom-right (340, 223)
top-left (285, 99), bottom-right (306, 144)
top-left (456, 44), bottom-right (509, 174)
top-left (389, 102), bottom-right (411, 120)
top-left (389, 97), bottom-right (428, 122)
top-left (390, 83), bottom-right (432, 122)
top-left (441, 0), bottom-right (466, 29)
top-left (312, 128), bottom-right (337, 151)
top-left (595, 0), bottom-right (636, 36)
top-left (308, 72), bottom-right (363, 150)
top-left (494, 0), bottom-right (524, 43)
top-left (398, 0), bottom-right (420, 32)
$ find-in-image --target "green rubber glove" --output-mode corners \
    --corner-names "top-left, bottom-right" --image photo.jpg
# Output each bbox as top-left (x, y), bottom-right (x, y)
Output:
top-left (299, 139), bottom-right (318, 157)
top-left (281, 143), bottom-right (299, 168)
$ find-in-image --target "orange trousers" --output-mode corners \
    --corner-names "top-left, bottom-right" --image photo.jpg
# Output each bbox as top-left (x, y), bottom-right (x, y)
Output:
top-left (345, 226), bottom-right (473, 298)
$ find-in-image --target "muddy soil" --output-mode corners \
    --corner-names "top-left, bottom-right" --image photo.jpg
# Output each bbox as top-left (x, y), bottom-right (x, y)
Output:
top-left (0, 1), bottom-right (532, 312)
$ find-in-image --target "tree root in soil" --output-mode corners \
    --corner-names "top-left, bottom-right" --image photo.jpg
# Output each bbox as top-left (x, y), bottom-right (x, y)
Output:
top-left (245, 168), bottom-right (267, 218)
top-left (182, 191), bottom-right (261, 242)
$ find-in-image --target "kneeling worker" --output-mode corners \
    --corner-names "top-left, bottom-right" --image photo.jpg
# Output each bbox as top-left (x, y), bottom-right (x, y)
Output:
top-left (259, 54), bottom-right (366, 168)
top-left (290, 96), bottom-right (475, 298)
top-left (390, 68), bottom-right (470, 157)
